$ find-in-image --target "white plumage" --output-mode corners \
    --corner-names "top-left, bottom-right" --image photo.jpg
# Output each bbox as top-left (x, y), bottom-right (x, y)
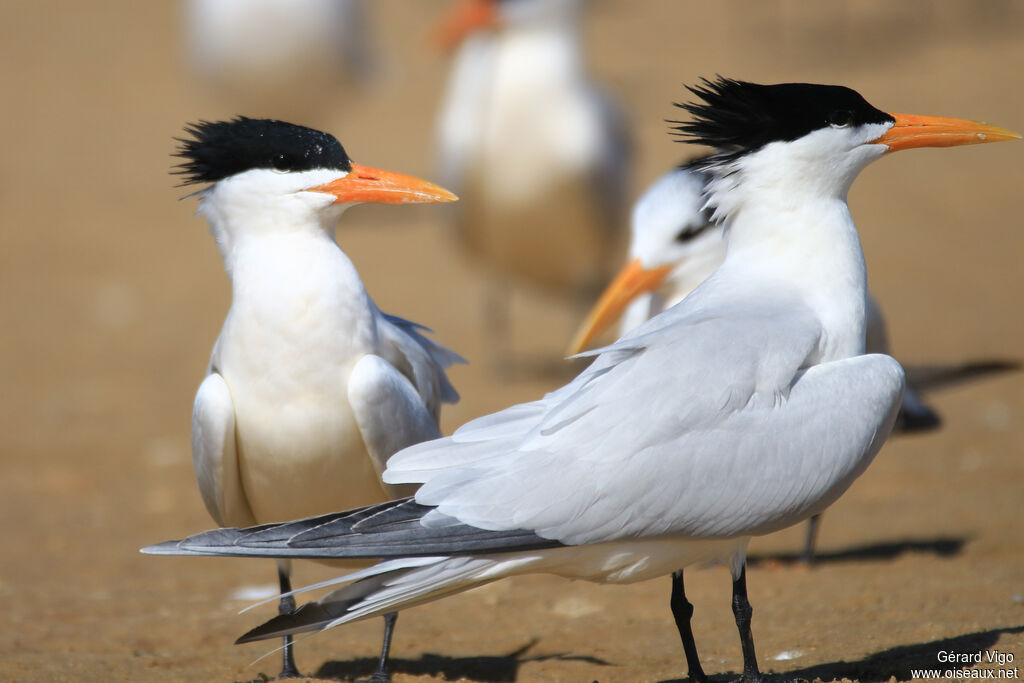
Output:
top-left (192, 168), bottom-right (461, 529)
top-left (150, 83), bottom-right (1018, 680)
top-left (177, 117), bottom-right (462, 680)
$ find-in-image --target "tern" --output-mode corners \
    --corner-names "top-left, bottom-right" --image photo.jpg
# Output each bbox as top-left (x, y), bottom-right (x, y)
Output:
top-left (149, 81), bottom-right (1018, 681)
top-left (173, 117), bottom-right (462, 679)
top-left (568, 158), bottom-right (1020, 563)
top-left (185, 0), bottom-right (375, 119)
top-left (434, 0), bottom-right (630, 369)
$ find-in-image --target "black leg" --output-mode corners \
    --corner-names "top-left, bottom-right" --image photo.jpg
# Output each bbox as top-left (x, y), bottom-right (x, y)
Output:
top-left (670, 570), bottom-right (708, 683)
top-left (368, 612), bottom-right (398, 683)
top-left (277, 563), bottom-right (302, 679)
top-left (802, 514), bottom-right (821, 566)
top-left (731, 565), bottom-right (767, 683)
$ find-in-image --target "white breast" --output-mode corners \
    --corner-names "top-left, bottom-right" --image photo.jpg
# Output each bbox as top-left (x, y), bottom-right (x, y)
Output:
top-left (214, 233), bottom-right (387, 522)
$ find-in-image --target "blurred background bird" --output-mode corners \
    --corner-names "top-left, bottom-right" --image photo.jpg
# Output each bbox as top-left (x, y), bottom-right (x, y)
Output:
top-left (434, 0), bottom-right (631, 374)
top-left (184, 0), bottom-right (378, 122)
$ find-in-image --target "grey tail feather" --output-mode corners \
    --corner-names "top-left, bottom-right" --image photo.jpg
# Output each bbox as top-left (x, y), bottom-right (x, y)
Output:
top-left (904, 359), bottom-right (1020, 395)
top-left (236, 573), bottom-right (396, 643)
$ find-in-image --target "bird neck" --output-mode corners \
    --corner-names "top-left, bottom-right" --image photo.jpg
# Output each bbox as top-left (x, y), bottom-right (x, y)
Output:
top-left (222, 228), bottom-right (379, 355)
top-left (719, 190), bottom-right (868, 363)
top-left (198, 188), bottom-right (344, 278)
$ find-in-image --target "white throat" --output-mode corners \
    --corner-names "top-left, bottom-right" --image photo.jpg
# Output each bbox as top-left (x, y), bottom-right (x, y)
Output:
top-left (196, 167), bottom-right (347, 275)
top-left (704, 129), bottom-right (890, 362)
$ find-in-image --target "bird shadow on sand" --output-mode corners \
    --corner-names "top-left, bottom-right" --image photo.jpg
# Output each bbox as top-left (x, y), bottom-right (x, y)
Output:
top-left (655, 624), bottom-right (1024, 683)
top-left (314, 639), bottom-right (612, 682)
top-left (747, 535), bottom-right (969, 568)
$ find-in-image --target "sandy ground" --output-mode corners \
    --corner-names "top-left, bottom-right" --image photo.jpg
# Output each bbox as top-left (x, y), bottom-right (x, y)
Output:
top-left (2, 1), bottom-right (1023, 681)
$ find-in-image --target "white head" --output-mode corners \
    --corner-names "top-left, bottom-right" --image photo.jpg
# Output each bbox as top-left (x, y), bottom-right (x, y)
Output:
top-left (629, 164), bottom-right (723, 290)
top-left (176, 117), bottom-right (457, 261)
top-left (568, 78), bottom-right (1020, 354)
top-left (673, 78), bottom-right (1019, 224)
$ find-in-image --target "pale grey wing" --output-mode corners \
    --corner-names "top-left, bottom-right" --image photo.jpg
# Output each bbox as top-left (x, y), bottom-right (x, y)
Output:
top-left (191, 373), bottom-right (256, 528)
top-left (347, 354), bottom-right (444, 498)
top-left (385, 295), bottom-right (850, 542)
top-left (376, 311), bottom-right (464, 421)
top-left (393, 348), bottom-right (904, 546)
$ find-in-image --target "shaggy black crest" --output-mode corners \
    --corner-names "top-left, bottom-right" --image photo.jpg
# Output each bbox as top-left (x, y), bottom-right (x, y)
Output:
top-left (670, 77), bottom-right (894, 166)
top-left (174, 117), bottom-right (352, 185)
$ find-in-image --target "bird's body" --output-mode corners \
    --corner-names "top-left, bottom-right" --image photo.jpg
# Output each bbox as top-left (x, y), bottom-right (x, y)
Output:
top-left (203, 246), bottom-right (430, 524)
top-left (570, 157), bottom-right (1019, 560)
top-left (438, 14), bottom-right (622, 290)
top-left (192, 168), bottom-right (460, 529)
top-left (151, 83), bottom-right (1018, 681)
top-left (185, 0), bottom-right (375, 119)
top-left (435, 0), bottom-right (628, 361)
top-left (568, 139), bottom-right (1020, 565)
top-left (177, 117), bottom-right (461, 678)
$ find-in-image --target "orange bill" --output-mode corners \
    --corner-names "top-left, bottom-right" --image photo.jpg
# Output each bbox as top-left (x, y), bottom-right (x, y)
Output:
top-left (567, 259), bottom-right (673, 356)
top-left (434, 0), bottom-right (497, 52)
top-left (311, 163), bottom-right (458, 205)
top-left (873, 113), bottom-right (1021, 153)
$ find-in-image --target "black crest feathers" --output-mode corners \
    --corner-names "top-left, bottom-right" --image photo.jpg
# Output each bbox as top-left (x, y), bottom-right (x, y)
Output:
top-left (670, 77), bottom-right (894, 165)
top-left (174, 117), bottom-right (352, 185)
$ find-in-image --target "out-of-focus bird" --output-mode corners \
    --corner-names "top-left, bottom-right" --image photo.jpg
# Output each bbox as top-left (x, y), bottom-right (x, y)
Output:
top-left (568, 159), bottom-right (1020, 563)
top-left (174, 117), bottom-right (462, 680)
top-left (148, 80), bottom-right (1018, 682)
top-left (434, 0), bottom-right (630, 370)
top-left (184, 0), bottom-right (376, 120)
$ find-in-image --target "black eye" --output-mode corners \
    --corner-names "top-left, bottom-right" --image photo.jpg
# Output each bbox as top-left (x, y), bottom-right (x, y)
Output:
top-left (271, 153), bottom-right (293, 171)
top-left (827, 110), bottom-right (854, 128)
top-left (674, 223), bottom-right (708, 244)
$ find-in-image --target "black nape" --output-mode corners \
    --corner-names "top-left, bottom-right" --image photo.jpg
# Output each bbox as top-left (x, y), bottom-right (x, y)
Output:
top-left (669, 77), bottom-right (894, 163)
top-left (174, 116), bottom-right (353, 185)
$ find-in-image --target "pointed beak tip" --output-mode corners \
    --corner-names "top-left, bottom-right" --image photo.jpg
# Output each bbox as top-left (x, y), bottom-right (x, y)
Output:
top-left (311, 167), bottom-right (459, 206)
top-left (878, 113), bottom-right (1022, 152)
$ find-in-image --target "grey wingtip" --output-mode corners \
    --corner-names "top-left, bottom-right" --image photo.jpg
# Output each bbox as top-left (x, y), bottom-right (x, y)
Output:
top-left (140, 540), bottom-right (187, 555)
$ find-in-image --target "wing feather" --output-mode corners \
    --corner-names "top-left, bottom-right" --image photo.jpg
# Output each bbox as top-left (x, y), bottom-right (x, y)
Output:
top-left (376, 311), bottom-right (464, 420)
top-left (191, 373), bottom-right (256, 528)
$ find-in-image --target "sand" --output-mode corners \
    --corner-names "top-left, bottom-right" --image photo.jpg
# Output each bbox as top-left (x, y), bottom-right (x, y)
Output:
top-left (1, 2), bottom-right (1022, 681)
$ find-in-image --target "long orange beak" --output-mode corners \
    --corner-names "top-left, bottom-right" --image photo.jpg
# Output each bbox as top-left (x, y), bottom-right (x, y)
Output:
top-left (567, 259), bottom-right (673, 355)
top-left (310, 163), bottom-right (458, 205)
top-left (873, 113), bottom-right (1021, 152)
top-left (434, 0), bottom-right (497, 52)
